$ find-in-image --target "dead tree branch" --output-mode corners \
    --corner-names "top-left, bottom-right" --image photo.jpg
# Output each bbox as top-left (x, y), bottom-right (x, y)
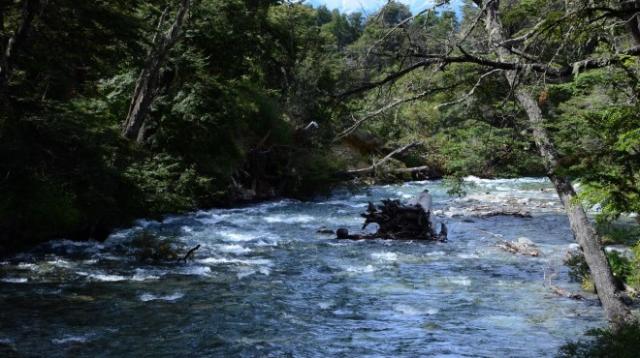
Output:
top-left (346, 141), bottom-right (420, 176)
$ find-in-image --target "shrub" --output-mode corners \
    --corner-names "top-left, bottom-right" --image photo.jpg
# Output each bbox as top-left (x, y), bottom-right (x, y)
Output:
top-left (558, 322), bottom-right (640, 358)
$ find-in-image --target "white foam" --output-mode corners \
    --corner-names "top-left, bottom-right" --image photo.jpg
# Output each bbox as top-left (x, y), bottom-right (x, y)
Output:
top-left (426, 251), bottom-right (446, 257)
top-left (47, 259), bottom-right (74, 268)
top-left (255, 239), bottom-right (278, 247)
top-left (139, 292), bottom-right (184, 302)
top-left (567, 243), bottom-right (581, 252)
top-left (464, 176), bottom-right (547, 184)
top-left (218, 244), bottom-right (251, 254)
top-left (1, 277), bottom-right (28, 283)
top-left (52, 334), bottom-right (92, 345)
top-left (198, 257), bottom-right (272, 266)
top-left (220, 231), bottom-right (254, 242)
top-left (131, 269), bottom-right (161, 282)
top-left (344, 265), bottom-right (376, 273)
top-left (457, 253), bottom-right (480, 259)
top-left (88, 273), bottom-right (127, 282)
top-left (463, 175), bottom-right (485, 184)
top-left (180, 266), bottom-right (212, 276)
top-left (371, 252), bottom-right (398, 261)
top-left (318, 300), bottom-right (335, 309)
top-left (17, 263), bottom-right (37, 270)
top-left (516, 237), bottom-right (535, 245)
top-left (393, 304), bottom-right (439, 316)
top-left (448, 276), bottom-right (472, 286)
top-left (263, 214), bottom-right (315, 224)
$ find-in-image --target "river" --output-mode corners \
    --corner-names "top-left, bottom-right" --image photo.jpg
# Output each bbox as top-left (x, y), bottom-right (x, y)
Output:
top-left (0, 178), bottom-right (604, 357)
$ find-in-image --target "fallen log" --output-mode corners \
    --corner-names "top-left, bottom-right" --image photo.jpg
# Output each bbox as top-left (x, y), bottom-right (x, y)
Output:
top-left (479, 209), bottom-right (532, 218)
top-left (549, 285), bottom-right (584, 300)
top-left (497, 237), bottom-right (540, 256)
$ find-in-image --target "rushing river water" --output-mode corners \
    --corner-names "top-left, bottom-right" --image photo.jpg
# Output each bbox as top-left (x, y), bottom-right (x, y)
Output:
top-left (0, 178), bottom-right (604, 357)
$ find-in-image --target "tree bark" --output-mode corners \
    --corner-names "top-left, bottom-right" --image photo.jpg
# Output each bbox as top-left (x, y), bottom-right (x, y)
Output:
top-left (622, 1), bottom-right (640, 45)
top-left (122, 0), bottom-right (190, 142)
top-left (483, 0), bottom-right (632, 327)
top-left (0, 0), bottom-right (39, 98)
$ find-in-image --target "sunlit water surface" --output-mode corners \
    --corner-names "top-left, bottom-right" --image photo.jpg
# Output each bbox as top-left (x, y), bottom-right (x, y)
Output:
top-left (0, 178), bottom-right (604, 357)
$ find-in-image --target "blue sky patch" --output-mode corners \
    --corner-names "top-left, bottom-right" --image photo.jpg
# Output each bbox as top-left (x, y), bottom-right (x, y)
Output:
top-left (305, 0), bottom-right (462, 15)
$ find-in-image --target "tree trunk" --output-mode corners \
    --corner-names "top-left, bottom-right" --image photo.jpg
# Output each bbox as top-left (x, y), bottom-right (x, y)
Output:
top-left (0, 0), bottom-right (39, 98)
top-left (623, 2), bottom-right (640, 45)
top-left (483, 0), bottom-right (631, 327)
top-left (122, 0), bottom-right (190, 143)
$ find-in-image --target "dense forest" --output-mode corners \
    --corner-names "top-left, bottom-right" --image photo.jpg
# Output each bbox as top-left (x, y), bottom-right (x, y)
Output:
top-left (0, 0), bottom-right (552, 253)
top-left (2, 0), bottom-right (640, 356)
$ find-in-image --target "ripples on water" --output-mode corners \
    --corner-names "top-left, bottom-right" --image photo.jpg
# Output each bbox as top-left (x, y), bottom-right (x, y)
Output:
top-left (0, 178), bottom-right (604, 357)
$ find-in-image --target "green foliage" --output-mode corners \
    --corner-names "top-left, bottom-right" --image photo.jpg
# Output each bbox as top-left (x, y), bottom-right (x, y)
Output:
top-left (564, 247), bottom-right (637, 293)
top-left (565, 250), bottom-right (590, 284)
top-left (123, 154), bottom-right (215, 214)
top-left (629, 242), bottom-right (640, 290)
top-left (442, 176), bottom-right (474, 197)
top-left (549, 68), bottom-right (640, 223)
top-left (558, 322), bottom-right (640, 358)
top-left (0, 0), bottom-right (349, 252)
top-left (607, 251), bottom-right (632, 284)
top-left (596, 222), bottom-right (640, 246)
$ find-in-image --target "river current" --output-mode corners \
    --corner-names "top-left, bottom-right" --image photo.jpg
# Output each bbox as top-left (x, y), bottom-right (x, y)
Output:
top-left (0, 178), bottom-right (604, 357)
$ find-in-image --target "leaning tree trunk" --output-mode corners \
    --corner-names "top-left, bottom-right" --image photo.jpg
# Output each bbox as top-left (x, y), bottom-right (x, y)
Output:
top-left (122, 0), bottom-right (190, 143)
top-left (482, 0), bottom-right (632, 327)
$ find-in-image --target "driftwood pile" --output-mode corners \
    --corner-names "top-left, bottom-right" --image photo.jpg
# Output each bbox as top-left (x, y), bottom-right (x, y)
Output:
top-left (337, 199), bottom-right (447, 242)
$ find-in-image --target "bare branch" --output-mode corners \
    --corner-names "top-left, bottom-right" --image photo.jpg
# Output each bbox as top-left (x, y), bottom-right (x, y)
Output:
top-left (335, 82), bottom-right (463, 141)
top-left (347, 141), bottom-right (421, 175)
top-left (436, 68), bottom-right (501, 109)
top-left (339, 44), bottom-right (640, 100)
top-left (151, 7), bottom-right (170, 45)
